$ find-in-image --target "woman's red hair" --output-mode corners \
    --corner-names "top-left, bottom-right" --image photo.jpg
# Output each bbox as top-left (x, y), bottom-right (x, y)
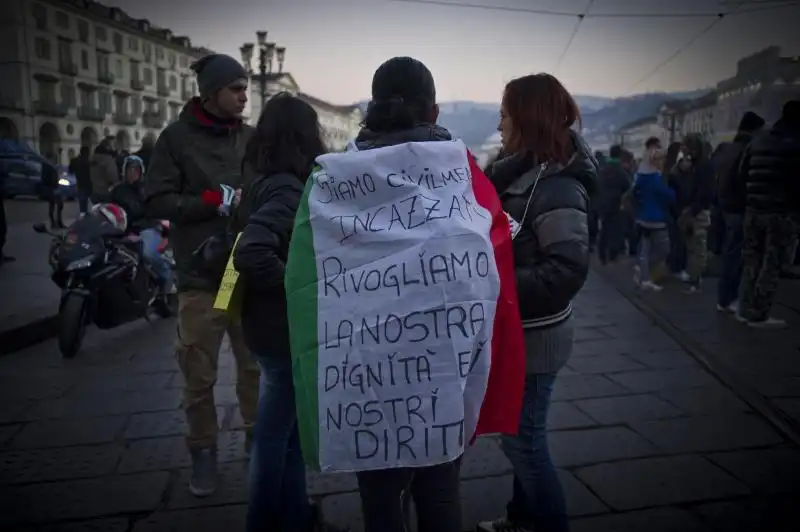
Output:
top-left (501, 73), bottom-right (581, 165)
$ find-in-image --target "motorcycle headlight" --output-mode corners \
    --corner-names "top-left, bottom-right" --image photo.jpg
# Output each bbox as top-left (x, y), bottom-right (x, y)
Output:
top-left (58, 178), bottom-right (70, 186)
top-left (65, 257), bottom-right (93, 271)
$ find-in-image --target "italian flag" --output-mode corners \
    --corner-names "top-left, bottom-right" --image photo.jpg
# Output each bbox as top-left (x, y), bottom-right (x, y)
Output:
top-left (286, 139), bottom-right (525, 473)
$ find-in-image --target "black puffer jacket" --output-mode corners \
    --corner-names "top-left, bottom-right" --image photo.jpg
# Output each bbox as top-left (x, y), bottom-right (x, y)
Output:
top-left (233, 172), bottom-right (305, 357)
top-left (487, 132), bottom-right (598, 328)
top-left (716, 132), bottom-right (754, 214)
top-left (739, 120), bottom-right (800, 214)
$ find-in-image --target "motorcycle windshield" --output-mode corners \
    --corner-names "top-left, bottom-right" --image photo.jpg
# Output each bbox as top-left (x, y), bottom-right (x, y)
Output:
top-left (58, 216), bottom-right (116, 266)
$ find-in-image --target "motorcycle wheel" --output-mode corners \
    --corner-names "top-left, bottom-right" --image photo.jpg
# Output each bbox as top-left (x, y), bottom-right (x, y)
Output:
top-left (58, 293), bottom-right (89, 359)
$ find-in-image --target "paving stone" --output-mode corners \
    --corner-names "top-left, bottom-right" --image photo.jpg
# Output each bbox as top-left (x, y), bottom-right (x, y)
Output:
top-left (123, 407), bottom-right (225, 439)
top-left (167, 461), bottom-right (249, 509)
top-left (128, 355), bottom-right (180, 374)
top-left (307, 470), bottom-right (359, 496)
top-left (607, 368), bottom-right (719, 393)
top-left (11, 415), bottom-right (127, 448)
top-left (573, 394), bottom-right (684, 425)
top-left (132, 505), bottom-right (247, 531)
top-left (706, 447), bottom-right (800, 495)
top-left (574, 327), bottom-right (612, 343)
top-left (549, 427), bottom-right (660, 467)
top-left (567, 354), bottom-right (647, 374)
top-left (167, 364), bottom-right (238, 389)
top-left (631, 414), bottom-right (784, 453)
top-left (774, 398), bottom-right (800, 422)
top-left (621, 349), bottom-right (701, 370)
top-left (576, 455), bottom-right (750, 510)
top-left (0, 402), bottom-right (29, 424)
top-left (657, 386), bottom-right (751, 415)
top-left (691, 497), bottom-right (800, 532)
top-left (570, 507), bottom-right (709, 532)
top-left (549, 401), bottom-right (598, 430)
top-left (118, 430), bottom-right (246, 473)
top-left (460, 437), bottom-right (511, 478)
top-left (320, 491), bottom-right (364, 532)
top-left (0, 424), bottom-right (21, 446)
top-left (19, 517), bottom-right (130, 532)
top-left (552, 375), bottom-right (632, 401)
top-left (213, 385), bottom-right (241, 406)
top-left (0, 444), bottom-right (123, 484)
top-left (69, 372), bottom-right (173, 395)
top-left (0, 471), bottom-right (169, 525)
top-left (0, 373), bottom-right (74, 402)
top-left (21, 389), bottom-right (182, 420)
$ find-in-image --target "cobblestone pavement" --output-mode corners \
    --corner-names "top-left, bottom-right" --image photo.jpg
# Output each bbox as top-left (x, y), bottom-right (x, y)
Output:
top-left (596, 256), bottom-right (800, 439)
top-left (1, 273), bottom-right (799, 531)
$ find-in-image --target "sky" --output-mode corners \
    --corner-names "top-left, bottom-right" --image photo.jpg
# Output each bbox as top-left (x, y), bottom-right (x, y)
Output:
top-left (103, 0), bottom-right (800, 105)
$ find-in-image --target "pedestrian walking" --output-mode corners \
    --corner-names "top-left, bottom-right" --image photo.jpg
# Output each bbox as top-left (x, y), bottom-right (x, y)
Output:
top-left (144, 53), bottom-right (260, 497)
top-left (89, 137), bottom-right (119, 204)
top-left (736, 101), bottom-right (800, 328)
top-left (666, 153), bottom-right (693, 280)
top-left (714, 111), bottom-right (765, 314)
top-left (233, 93), bottom-right (346, 532)
top-left (595, 144), bottom-right (633, 264)
top-left (41, 157), bottom-right (65, 229)
top-left (680, 133), bottom-right (715, 293)
top-left (69, 146), bottom-right (92, 215)
top-left (479, 72), bottom-right (597, 532)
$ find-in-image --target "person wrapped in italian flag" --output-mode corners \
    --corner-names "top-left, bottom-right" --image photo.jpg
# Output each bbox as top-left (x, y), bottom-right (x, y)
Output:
top-left (285, 137), bottom-right (526, 473)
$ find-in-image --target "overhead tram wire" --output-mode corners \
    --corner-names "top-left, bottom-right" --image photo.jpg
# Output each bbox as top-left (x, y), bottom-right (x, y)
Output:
top-left (388, 0), bottom-right (800, 18)
top-left (555, 0), bottom-right (595, 74)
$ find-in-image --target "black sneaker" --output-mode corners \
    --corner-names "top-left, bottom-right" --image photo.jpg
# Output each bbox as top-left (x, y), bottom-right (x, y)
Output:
top-left (477, 517), bottom-right (535, 532)
top-left (310, 501), bottom-right (350, 532)
top-left (188, 447), bottom-right (217, 497)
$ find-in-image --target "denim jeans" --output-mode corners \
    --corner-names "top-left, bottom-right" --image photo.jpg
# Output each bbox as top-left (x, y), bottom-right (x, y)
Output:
top-left (717, 213), bottom-right (744, 307)
top-left (356, 458), bottom-right (462, 532)
top-left (636, 225), bottom-right (670, 283)
top-left (139, 228), bottom-right (172, 289)
top-left (246, 355), bottom-right (313, 532)
top-left (667, 218), bottom-right (687, 273)
top-left (597, 211), bottom-right (624, 263)
top-left (500, 374), bottom-right (568, 532)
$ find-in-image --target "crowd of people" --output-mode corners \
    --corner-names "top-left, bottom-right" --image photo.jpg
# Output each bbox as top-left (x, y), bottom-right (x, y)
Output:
top-left (589, 104), bottom-right (799, 329)
top-left (131, 51), bottom-right (600, 532)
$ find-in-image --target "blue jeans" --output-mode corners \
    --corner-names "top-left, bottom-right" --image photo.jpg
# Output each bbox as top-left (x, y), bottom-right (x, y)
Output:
top-left (717, 213), bottom-right (744, 307)
top-left (139, 228), bottom-right (172, 290)
top-left (247, 355), bottom-right (313, 532)
top-left (500, 374), bottom-right (568, 532)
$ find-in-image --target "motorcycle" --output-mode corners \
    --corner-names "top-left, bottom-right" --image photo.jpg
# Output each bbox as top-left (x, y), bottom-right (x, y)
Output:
top-left (33, 215), bottom-right (176, 359)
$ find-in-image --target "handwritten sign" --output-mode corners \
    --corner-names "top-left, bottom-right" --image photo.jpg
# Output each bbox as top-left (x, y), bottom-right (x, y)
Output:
top-left (286, 140), bottom-right (503, 473)
top-left (213, 232), bottom-right (243, 312)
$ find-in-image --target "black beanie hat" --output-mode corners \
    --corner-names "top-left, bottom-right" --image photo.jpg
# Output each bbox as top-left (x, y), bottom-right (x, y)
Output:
top-left (737, 111), bottom-right (765, 133)
top-left (191, 54), bottom-right (249, 98)
top-left (371, 57), bottom-right (436, 106)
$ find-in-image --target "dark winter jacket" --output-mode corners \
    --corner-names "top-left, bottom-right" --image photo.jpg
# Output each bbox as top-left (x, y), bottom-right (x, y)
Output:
top-left (487, 132), bottom-right (598, 329)
top-left (716, 132), bottom-right (754, 214)
top-left (595, 159), bottom-right (631, 215)
top-left (233, 172), bottom-right (305, 357)
top-left (110, 180), bottom-right (150, 232)
top-left (144, 97), bottom-right (253, 293)
top-left (739, 119), bottom-right (800, 214)
top-left (687, 157), bottom-right (715, 216)
top-left (69, 153), bottom-right (92, 193)
top-left (667, 164), bottom-right (693, 213)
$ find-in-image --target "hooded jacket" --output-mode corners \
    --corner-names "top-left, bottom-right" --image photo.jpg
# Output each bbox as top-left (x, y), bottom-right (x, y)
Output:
top-left (716, 132), bottom-right (755, 214)
top-left (144, 98), bottom-right (253, 293)
top-left (739, 119), bottom-right (800, 214)
top-left (89, 143), bottom-right (119, 199)
top-left (487, 132), bottom-right (598, 328)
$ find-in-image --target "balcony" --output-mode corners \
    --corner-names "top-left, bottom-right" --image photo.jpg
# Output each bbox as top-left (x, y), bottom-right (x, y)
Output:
top-left (0, 97), bottom-right (25, 112)
top-left (59, 61), bottom-right (79, 77)
top-left (130, 78), bottom-right (145, 91)
top-left (157, 81), bottom-right (171, 97)
top-left (34, 100), bottom-right (69, 117)
top-left (77, 106), bottom-right (106, 122)
top-left (142, 110), bottom-right (165, 129)
top-left (113, 111), bottom-right (138, 126)
top-left (98, 71), bottom-right (115, 85)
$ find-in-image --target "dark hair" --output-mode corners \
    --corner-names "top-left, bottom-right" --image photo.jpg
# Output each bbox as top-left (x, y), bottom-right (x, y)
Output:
top-left (782, 100), bottom-right (800, 125)
top-left (243, 92), bottom-right (325, 182)
top-left (609, 144), bottom-right (623, 159)
top-left (620, 149), bottom-right (635, 164)
top-left (364, 57), bottom-right (436, 132)
top-left (738, 111), bottom-right (765, 133)
top-left (501, 73), bottom-right (581, 165)
top-left (665, 141), bottom-right (682, 171)
top-left (644, 136), bottom-right (661, 149)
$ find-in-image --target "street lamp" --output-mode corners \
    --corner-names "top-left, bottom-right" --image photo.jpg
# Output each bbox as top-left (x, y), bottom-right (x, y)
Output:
top-left (240, 31), bottom-right (287, 113)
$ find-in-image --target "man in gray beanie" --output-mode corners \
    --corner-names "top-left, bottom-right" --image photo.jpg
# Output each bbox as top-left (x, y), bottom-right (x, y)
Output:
top-left (144, 53), bottom-right (259, 498)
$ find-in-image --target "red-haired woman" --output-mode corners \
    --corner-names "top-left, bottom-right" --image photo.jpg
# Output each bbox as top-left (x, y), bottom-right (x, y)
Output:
top-left (478, 74), bottom-right (598, 532)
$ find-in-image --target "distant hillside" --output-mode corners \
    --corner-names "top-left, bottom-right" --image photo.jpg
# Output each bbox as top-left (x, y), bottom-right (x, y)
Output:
top-left (355, 89), bottom-right (710, 151)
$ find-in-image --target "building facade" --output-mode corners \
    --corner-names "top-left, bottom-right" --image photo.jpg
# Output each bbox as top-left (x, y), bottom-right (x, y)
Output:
top-left (0, 0), bottom-right (210, 164)
top-left (245, 73), bottom-right (363, 152)
top-left (614, 116), bottom-right (665, 159)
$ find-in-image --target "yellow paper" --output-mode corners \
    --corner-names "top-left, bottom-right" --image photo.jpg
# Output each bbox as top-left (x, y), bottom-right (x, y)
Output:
top-left (213, 233), bottom-right (243, 312)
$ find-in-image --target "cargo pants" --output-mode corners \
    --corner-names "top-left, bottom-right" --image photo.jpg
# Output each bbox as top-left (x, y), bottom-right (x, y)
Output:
top-left (683, 209), bottom-right (711, 285)
top-left (176, 290), bottom-right (260, 450)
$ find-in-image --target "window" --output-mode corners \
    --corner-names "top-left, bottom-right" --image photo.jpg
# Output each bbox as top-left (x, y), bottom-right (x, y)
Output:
top-left (61, 83), bottom-right (76, 106)
top-left (97, 52), bottom-right (109, 75)
top-left (168, 75), bottom-right (177, 90)
top-left (116, 59), bottom-right (124, 78)
top-left (58, 38), bottom-right (71, 66)
top-left (55, 10), bottom-right (69, 29)
top-left (156, 47), bottom-right (165, 60)
top-left (34, 37), bottom-right (51, 60)
top-left (130, 61), bottom-right (139, 81)
top-left (77, 19), bottom-right (89, 43)
top-left (78, 88), bottom-right (93, 107)
top-left (81, 50), bottom-right (89, 70)
top-left (128, 37), bottom-right (138, 52)
top-left (113, 32), bottom-right (123, 53)
top-left (143, 42), bottom-right (152, 62)
top-left (95, 25), bottom-right (107, 41)
top-left (143, 67), bottom-right (153, 85)
top-left (131, 96), bottom-right (142, 115)
top-left (179, 55), bottom-right (188, 68)
top-left (99, 90), bottom-right (111, 113)
top-left (168, 52), bottom-right (176, 68)
top-left (32, 3), bottom-right (47, 30)
top-left (37, 80), bottom-right (56, 102)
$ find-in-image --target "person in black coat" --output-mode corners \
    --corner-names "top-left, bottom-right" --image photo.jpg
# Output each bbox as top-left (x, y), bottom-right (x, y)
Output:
top-left (69, 146), bottom-right (92, 215)
top-left (40, 157), bottom-right (64, 229)
top-left (231, 93), bottom-right (344, 532)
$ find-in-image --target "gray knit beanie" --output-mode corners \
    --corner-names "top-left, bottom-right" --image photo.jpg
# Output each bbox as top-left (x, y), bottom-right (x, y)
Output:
top-left (191, 54), bottom-right (249, 98)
